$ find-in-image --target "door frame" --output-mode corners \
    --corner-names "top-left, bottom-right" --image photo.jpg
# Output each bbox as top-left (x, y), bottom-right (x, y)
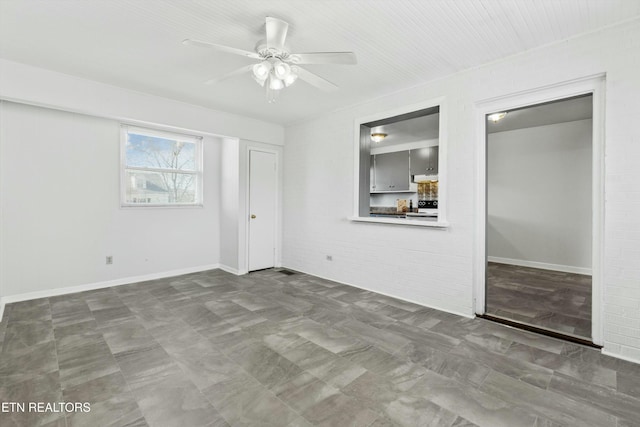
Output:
top-left (244, 146), bottom-right (281, 273)
top-left (473, 74), bottom-right (605, 345)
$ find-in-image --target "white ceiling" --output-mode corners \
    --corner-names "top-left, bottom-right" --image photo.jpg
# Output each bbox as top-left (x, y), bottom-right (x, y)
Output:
top-left (369, 113), bottom-right (440, 147)
top-left (487, 95), bottom-right (593, 134)
top-left (1, 1), bottom-right (639, 126)
top-left (365, 95), bottom-right (592, 147)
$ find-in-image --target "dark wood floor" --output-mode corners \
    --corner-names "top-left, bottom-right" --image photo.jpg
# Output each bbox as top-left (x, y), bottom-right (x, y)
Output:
top-left (486, 262), bottom-right (592, 340)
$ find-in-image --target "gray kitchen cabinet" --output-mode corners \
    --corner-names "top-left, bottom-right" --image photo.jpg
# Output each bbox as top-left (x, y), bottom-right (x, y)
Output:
top-left (410, 146), bottom-right (439, 176)
top-left (372, 151), bottom-right (410, 191)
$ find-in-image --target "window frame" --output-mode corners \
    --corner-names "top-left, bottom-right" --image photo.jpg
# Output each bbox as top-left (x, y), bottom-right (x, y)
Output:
top-left (120, 124), bottom-right (204, 208)
top-left (350, 97), bottom-right (448, 227)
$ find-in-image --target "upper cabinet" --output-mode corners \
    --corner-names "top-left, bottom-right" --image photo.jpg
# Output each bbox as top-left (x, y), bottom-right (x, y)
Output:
top-left (372, 151), bottom-right (410, 191)
top-left (410, 146), bottom-right (438, 176)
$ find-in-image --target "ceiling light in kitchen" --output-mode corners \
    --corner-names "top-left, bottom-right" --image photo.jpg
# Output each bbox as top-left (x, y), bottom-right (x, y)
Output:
top-left (371, 133), bottom-right (388, 143)
top-left (488, 112), bottom-right (507, 122)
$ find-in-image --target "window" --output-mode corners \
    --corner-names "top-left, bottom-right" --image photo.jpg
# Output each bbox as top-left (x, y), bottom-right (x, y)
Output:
top-left (121, 125), bottom-right (203, 207)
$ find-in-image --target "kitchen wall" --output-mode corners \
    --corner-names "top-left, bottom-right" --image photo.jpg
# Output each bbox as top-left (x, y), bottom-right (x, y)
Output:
top-left (283, 19), bottom-right (640, 362)
top-left (487, 119), bottom-right (592, 274)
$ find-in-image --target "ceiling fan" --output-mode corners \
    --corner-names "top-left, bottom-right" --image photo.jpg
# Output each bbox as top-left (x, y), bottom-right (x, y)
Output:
top-left (183, 17), bottom-right (357, 103)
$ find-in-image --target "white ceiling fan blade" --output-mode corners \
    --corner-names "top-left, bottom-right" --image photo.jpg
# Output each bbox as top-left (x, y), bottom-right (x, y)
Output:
top-left (265, 17), bottom-right (288, 51)
top-left (205, 65), bottom-right (253, 85)
top-left (183, 39), bottom-right (261, 59)
top-left (295, 67), bottom-right (339, 92)
top-left (289, 52), bottom-right (357, 65)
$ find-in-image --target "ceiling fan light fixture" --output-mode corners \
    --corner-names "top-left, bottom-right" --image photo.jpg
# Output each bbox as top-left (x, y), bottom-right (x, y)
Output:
top-left (284, 66), bottom-right (299, 87)
top-left (269, 75), bottom-right (285, 90)
top-left (273, 61), bottom-right (291, 80)
top-left (371, 133), bottom-right (388, 143)
top-left (252, 61), bottom-right (272, 79)
top-left (252, 73), bottom-right (267, 87)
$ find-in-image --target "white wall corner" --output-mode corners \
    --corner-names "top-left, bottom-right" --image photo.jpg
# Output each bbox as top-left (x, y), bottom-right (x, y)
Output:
top-left (218, 264), bottom-right (242, 276)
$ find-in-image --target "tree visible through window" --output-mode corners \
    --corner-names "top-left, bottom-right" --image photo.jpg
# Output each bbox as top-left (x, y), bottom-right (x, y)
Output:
top-left (121, 126), bottom-right (203, 206)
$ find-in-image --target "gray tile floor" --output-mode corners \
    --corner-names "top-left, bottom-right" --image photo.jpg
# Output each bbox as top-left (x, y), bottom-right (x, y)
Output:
top-left (1, 268), bottom-right (639, 427)
top-left (486, 263), bottom-right (592, 339)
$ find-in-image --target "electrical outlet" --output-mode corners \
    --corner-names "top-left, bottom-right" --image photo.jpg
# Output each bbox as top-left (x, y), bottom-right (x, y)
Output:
top-left (106, 256), bottom-right (113, 265)
top-left (326, 255), bottom-right (333, 261)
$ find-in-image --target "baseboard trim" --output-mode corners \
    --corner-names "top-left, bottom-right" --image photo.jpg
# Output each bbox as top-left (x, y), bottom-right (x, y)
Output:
top-left (601, 348), bottom-right (640, 365)
top-left (218, 264), bottom-right (242, 276)
top-left (0, 263), bottom-right (221, 320)
top-left (284, 265), bottom-right (474, 320)
top-left (488, 256), bottom-right (592, 276)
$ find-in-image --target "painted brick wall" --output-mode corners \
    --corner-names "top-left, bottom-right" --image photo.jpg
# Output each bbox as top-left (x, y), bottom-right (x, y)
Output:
top-left (282, 19), bottom-right (640, 362)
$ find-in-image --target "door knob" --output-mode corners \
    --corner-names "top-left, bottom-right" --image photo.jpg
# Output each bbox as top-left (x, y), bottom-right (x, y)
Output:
top-left (251, 214), bottom-right (256, 219)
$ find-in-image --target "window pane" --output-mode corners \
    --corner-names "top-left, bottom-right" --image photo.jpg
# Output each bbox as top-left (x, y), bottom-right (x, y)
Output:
top-left (124, 170), bottom-right (198, 204)
top-left (125, 132), bottom-right (196, 171)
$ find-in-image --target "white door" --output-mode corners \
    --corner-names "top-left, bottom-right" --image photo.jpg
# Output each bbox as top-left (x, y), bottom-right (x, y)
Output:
top-left (248, 150), bottom-right (277, 271)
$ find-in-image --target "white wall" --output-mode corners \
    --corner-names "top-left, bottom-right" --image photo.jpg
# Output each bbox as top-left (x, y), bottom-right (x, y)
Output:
top-left (0, 101), bottom-right (220, 297)
top-left (282, 19), bottom-right (640, 362)
top-left (0, 59), bottom-right (285, 314)
top-left (0, 59), bottom-right (284, 146)
top-left (219, 137), bottom-right (240, 273)
top-left (487, 119), bottom-right (592, 273)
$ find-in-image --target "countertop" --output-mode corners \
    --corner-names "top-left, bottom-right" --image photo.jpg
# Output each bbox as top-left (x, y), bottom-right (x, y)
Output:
top-left (370, 207), bottom-right (418, 216)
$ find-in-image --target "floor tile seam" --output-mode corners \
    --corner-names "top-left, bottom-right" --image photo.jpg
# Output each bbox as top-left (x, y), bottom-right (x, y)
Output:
top-left (110, 345), bottom-right (180, 427)
top-left (443, 347), bottom-right (556, 393)
top-left (47, 298), bottom-right (64, 377)
top-left (390, 341), bottom-right (412, 359)
top-left (340, 366), bottom-right (452, 427)
top-left (57, 313), bottom-right (134, 396)
top-left (119, 290), bottom-right (164, 312)
top-left (46, 297), bottom-right (71, 427)
top-left (542, 359), bottom-right (619, 391)
top-left (160, 350), bottom-right (239, 427)
top-left (380, 322), bottom-right (461, 351)
top-left (615, 384), bottom-right (640, 402)
top-left (109, 370), bottom-right (147, 426)
top-left (480, 370), bottom-right (619, 425)
top-left (549, 371), bottom-right (640, 412)
top-left (207, 330), bottom-right (333, 426)
top-left (486, 304), bottom-right (588, 314)
top-left (487, 307), bottom-right (592, 323)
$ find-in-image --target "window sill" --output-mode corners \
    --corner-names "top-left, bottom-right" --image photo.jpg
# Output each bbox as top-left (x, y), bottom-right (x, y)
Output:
top-left (348, 216), bottom-right (449, 228)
